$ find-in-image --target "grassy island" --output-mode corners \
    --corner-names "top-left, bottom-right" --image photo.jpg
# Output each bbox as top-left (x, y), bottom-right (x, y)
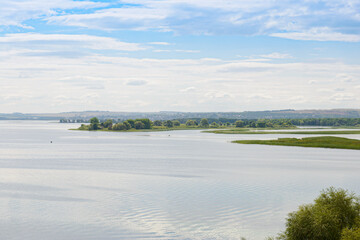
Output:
top-left (233, 136), bottom-right (360, 150)
top-left (208, 129), bottom-right (360, 134)
top-left (73, 117), bottom-right (228, 132)
top-left (72, 117), bottom-right (298, 132)
top-left (70, 117), bottom-right (360, 134)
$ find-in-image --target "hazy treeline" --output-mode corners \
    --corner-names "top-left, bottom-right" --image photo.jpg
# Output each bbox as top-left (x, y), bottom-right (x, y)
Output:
top-left (290, 118), bottom-right (360, 126)
top-left (67, 117), bottom-right (360, 128)
top-left (6, 109), bottom-right (360, 120)
top-left (60, 119), bottom-right (87, 123)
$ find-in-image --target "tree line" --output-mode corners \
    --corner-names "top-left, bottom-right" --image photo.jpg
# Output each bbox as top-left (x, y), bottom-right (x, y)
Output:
top-left (233, 119), bottom-right (293, 128)
top-left (78, 117), bottom-right (209, 130)
top-left (75, 117), bottom-right (360, 131)
top-left (289, 118), bottom-right (360, 127)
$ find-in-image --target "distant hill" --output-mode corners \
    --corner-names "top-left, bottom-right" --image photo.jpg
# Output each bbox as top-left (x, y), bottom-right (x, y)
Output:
top-left (1, 109), bottom-right (360, 121)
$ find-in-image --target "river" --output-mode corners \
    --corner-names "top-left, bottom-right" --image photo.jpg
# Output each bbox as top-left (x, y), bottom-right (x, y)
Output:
top-left (0, 121), bottom-right (359, 240)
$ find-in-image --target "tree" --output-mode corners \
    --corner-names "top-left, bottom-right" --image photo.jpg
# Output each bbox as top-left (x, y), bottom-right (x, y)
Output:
top-left (281, 121), bottom-right (293, 128)
top-left (249, 121), bottom-right (256, 128)
top-left (256, 119), bottom-right (266, 128)
top-left (90, 117), bottom-right (99, 124)
top-left (102, 119), bottom-right (113, 129)
top-left (135, 118), bottom-right (152, 129)
top-left (127, 119), bottom-right (135, 128)
top-left (78, 124), bottom-right (89, 130)
top-left (210, 122), bottom-right (219, 128)
top-left (163, 120), bottom-right (173, 128)
top-left (235, 120), bottom-right (245, 128)
top-left (153, 120), bottom-right (162, 126)
top-left (123, 121), bottom-right (131, 130)
top-left (186, 120), bottom-right (196, 126)
top-left (200, 118), bottom-right (209, 128)
top-left (266, 121), bottom-right (274, 128)
top-left (89, 117), bottom-right (100, 130)
top-left (134, 121), bottom-right (145, 129)
top-left (341, 227), bottom-right (360, 240)
top-left (113, 123), bottom-right (126, 130)
top-left (273, 187), bottom-right (360, 240)
top-left (173, 120), bottom-right (180, 127)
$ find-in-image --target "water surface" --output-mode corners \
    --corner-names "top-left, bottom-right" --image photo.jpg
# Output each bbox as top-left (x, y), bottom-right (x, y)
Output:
top-left (0, 121), bottom-right (359, 240)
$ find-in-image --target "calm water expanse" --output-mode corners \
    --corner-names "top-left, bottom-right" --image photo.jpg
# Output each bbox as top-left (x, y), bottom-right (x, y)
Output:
top-left (1, 121), bottom-right (360, 240)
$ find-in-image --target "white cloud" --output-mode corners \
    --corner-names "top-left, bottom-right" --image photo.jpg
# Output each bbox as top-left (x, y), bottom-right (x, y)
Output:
top-left (0, 0), bottom-right (107, 28)
top-left (153, 49), bottom-right (171, 52)
top-left (330, 93), bottom-right (356, 101)
top-left (317, 88), bottom-right (333, 93)
top-left (271, 28), bottom-right (360, 42)
top-left (180, 87), bottom-right (196, 92)
top-left (260, 52), bottom-right (292, 59)
top-left (204, 91), bottom-right (233, 100)
top-left (41, 1), bottom-right (360, 42)
top-left (0, 33), bottom-right (144, 51)
top-left (175, 49), bottom-right (200, 53)
top-left (335, 73), bottom-right (356, 83)
top-left (0, 0), bottom-right (358, 43)
top-left (153, 49), bottom-right (200, 53)
top-left (1, 43), bottom-right (360, 112)
top-left (248, 94), bottom-right (273, 100)
top-left (289, 96), bottom-right (306, 104)
top-left (58, 76), bottom-right (106, 90)
top-left (47, 7), bottom-right (169, 30)
top-left (126, 80), bottom-right (148, 86)
top-left (148, 42), bottom-right (171, 45)
top-left (243, 58), bottom-right (271, 62)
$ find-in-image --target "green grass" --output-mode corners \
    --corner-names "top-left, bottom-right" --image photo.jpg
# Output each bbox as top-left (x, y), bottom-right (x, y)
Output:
top-left (233, 136), bottom-right (360, 150)
top-left (208, 129), bottom-right (360, 134)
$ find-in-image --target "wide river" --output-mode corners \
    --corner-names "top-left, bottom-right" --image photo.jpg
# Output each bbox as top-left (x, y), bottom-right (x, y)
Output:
top-left (1, 121), bottom-right (359, 240)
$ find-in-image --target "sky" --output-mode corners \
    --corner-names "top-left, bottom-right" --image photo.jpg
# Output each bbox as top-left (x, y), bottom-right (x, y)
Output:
top-left (0, 0), bottom-right (359, 113)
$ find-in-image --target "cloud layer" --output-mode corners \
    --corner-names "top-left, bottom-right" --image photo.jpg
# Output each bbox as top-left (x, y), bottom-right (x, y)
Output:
top-left (1, 0), bottom-right (359, 41)
top-left (0, 0), bottom-right (359, 112)
top-left (46, 0), bottom-right (360, 41)
top-left (1, 45), bottom-right (359, 112)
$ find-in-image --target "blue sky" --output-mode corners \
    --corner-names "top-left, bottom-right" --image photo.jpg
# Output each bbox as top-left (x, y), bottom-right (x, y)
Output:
top-left (0, 0), bottom-right (359, 112)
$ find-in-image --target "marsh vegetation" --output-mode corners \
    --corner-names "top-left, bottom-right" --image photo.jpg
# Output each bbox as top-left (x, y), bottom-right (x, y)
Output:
top-left (233, 136), bottom-right (360, 150)
top-left (209, 129), bottom-right (360, 135)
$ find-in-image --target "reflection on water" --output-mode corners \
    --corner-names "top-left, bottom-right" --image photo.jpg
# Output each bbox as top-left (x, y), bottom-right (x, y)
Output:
top-left (0, 121), bottom-right (359, 240)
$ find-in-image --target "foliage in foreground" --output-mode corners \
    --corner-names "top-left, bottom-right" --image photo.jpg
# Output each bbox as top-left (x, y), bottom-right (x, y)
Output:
top-left (269, 187), bottom-right (360, 240)
top-left (233, 136), bottom-right (360, 150)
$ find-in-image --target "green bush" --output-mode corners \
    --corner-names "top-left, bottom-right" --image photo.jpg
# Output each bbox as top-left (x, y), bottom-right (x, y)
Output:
top-left (200, 118), bottom-right (209, 127)
top-left (89, 117), bottom-right (100, 130)
top-left (134, 121), bottom-right (145, 129)
top-left (135, 118), bottom-right (152, 129)
top-left (163, 120), bottom-right (173, 128)
top-left (272, 187), bottom-right (360, 240)
top-left (153, 120), bottom-right (162, 126)
top-left (235, 120), bottom-right (245, 128)
top-left (173, 120), bottom-right (180, 126)
top-left (341, 226), bottom-right (360, 240)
